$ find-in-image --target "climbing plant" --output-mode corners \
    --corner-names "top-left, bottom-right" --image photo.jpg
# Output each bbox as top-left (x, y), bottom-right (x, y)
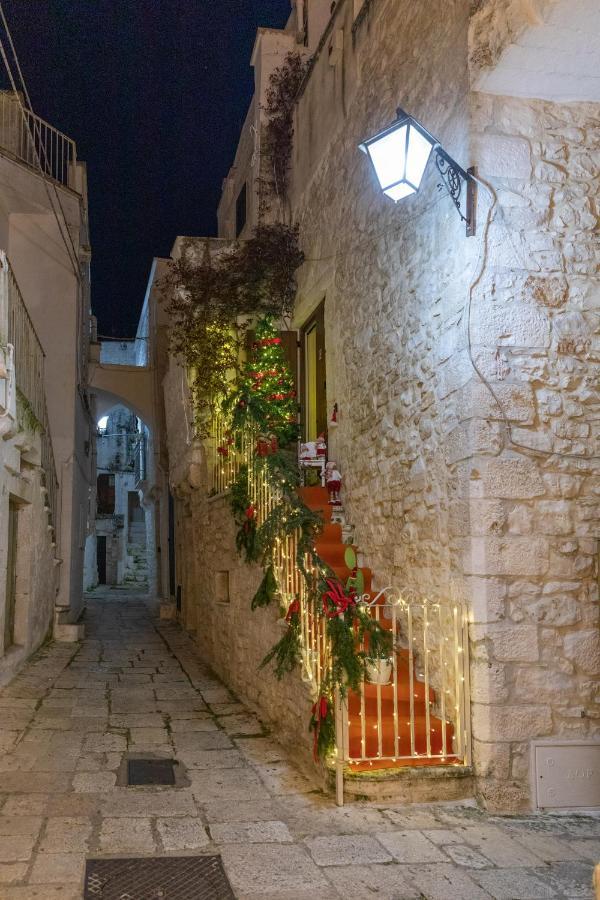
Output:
top-left (260, 52), bottom-right (309, 213)
top-left (163, 226), bottom-right (303, 434)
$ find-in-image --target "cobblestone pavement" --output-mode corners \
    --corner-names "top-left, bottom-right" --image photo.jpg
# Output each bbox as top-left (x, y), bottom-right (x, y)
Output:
top-left (0, 595), bottom-right (598, 899)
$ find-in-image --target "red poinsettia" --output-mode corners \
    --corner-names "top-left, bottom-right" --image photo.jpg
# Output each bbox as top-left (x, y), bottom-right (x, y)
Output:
top-left (285, 597), bottom-right (300, 622)
top-left (321, 578), bottom-right (356, 619)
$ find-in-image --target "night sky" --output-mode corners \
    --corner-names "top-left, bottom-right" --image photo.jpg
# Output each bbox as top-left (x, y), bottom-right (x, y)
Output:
top-left (2, 0), bottom-right (291, 336)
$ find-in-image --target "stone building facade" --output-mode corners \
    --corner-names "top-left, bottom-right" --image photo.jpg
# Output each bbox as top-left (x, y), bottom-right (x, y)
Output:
top-left (0, 93), bottom-right (94, 679)
top-left (157, 0), bottom-right (599, 812)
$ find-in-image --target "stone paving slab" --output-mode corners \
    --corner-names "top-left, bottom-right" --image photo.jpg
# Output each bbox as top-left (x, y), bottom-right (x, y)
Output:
top-left (0, 595), bottom-right (597, 898)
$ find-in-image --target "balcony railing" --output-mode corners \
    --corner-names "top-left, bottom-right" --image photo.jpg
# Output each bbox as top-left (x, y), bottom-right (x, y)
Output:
top-left (0, 91), bottom-right (77, 189)
top-left (207, 409), bottom-right (471, 803)
top-left (3, 252), bottom-right (60, 537)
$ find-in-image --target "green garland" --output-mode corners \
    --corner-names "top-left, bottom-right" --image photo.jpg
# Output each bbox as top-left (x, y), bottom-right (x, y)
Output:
top-left (259, 604), bottom-right (301, 678)
top-left (251, 565), bottom-right (278, 610)
top-left (229, 464), bottom-right (261, 563)
top-left (217, 325), bottom-right (393, 763)
top-left (309, 692), bottom-right (336, 760)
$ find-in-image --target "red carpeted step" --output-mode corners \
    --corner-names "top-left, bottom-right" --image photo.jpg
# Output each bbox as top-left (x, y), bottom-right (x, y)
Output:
top-left (348, 716), bottom-right (454, 759)
top-left (348, 755), bottom-right (461, 772)
top-left (348, 680), bottom-right (434, 708)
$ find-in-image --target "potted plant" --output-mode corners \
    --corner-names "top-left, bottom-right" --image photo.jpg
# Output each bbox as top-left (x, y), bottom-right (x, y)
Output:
top-left (364, 626), bottom-right (394, 685)
top-left (365, 650), bottom-right (394, 685)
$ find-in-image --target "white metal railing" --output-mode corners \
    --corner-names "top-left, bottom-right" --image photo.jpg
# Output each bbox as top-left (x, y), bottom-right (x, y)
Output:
top-left (206, 409), bottom-right (470, 803)
top-left (339, 594), bottom-right (471, 772)
top-left (207, 408), bottom-right (333, 698)
top-left (0, 91), bottom-right (77, 189)
top-left (3, 253), bottom-right (60, 536)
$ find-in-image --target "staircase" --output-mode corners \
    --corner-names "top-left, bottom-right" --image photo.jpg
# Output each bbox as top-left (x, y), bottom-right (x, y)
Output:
top-left (298, 486), bottom-right (460, 775)
top-left (123, 521), bottom-right (149, 589)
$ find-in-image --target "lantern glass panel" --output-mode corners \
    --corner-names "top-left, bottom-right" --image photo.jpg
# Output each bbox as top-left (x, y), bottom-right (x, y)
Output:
top-left (366, 124), bottom-right (407, 192)
top-left (405, 126), bottom-right (433, 190)
top-left (385, 182), bottom-right (415, 202)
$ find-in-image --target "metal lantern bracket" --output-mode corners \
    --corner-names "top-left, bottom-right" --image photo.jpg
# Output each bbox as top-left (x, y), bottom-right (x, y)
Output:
top-left (433, 147), bottom-right (476, 237)
top-left (393, 107), bottom-right (476, 237)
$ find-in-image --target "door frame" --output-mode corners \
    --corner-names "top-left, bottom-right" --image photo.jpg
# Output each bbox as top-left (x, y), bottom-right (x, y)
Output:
top-left (300, 299), bottom-right (327, 442)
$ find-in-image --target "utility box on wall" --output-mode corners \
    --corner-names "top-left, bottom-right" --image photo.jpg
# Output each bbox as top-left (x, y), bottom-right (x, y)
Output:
top-left (534, 742), bottom-right (600, 810)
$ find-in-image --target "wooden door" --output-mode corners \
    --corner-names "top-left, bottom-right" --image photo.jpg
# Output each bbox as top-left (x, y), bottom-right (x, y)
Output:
top-left (301, 301), bottom-right (327, 441)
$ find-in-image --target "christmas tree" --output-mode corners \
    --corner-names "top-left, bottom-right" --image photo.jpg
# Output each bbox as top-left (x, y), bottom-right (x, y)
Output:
top-left (227, 316), bottom-right (298, 447)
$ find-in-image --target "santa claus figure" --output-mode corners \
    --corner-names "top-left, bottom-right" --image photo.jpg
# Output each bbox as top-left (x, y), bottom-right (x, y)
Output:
top-left (316, 433), bottom-right (327, 458)
top-left (325, 461), bottom-right (342, 505)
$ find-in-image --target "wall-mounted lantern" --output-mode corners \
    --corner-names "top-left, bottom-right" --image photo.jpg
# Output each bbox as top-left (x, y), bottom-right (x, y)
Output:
top-left (359, 108), bottom-right (476, 236)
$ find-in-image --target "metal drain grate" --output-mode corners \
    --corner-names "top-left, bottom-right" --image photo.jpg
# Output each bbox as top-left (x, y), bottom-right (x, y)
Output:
top-left (84, 855), bottom-right (235, 899)
top-left (127, 758), bottom-right (176, 786)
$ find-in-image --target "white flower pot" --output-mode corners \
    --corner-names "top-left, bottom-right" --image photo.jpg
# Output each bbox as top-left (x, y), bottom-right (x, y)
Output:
top-left (365, 657), bottom-right (393, 685)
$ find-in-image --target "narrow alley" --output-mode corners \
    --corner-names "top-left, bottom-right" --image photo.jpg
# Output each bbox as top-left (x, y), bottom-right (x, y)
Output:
top-left (0, 594), bottom-right (597, 899)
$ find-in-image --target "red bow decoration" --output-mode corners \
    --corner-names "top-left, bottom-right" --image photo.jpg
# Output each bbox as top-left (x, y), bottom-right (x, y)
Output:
top-left (285, 597), bottom-right (300, 622)
top-left (243, 505), bottom-right (255, 533)
top-left (310, 695), bottom-right (329, 761)
top-left (217, 446), bottom-right (229, 457)
top-left (322, 578), bottom-right (355, 618)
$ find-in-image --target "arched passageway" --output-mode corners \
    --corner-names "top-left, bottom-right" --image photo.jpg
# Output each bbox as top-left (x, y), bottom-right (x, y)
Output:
top-left (83, 401), bottom-right (158, 597)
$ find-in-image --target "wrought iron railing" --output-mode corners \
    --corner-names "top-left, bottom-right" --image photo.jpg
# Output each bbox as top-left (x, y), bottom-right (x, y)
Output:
top-left (0, 91), bottom-right (77, 189)
top-left (3, 252), bottom-right (60, 537)
top-left (206, 409), bottom-right (470, 803)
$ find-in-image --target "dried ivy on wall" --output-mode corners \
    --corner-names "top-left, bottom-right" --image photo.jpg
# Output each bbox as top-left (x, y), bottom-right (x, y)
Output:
top-left (260, 52), bottom-right (309, 215)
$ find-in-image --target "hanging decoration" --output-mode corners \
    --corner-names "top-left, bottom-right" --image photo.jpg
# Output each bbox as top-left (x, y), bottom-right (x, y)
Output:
top-left (251, 564), bottom-right (278, 610)
top-left (309, 694), bottom-right (335, 761)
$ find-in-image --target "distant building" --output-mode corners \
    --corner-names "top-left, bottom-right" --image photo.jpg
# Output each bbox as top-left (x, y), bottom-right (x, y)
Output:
top-left (83, 403), bottom-right (150, 592)
top-left (87, 259), bottom-right (172, 602)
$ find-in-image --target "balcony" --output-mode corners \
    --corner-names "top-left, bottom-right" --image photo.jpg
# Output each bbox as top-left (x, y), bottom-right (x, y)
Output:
top-left (0, 91), bottom-right (78, 191)
top-left (1, 251), bottom-right (60, 537)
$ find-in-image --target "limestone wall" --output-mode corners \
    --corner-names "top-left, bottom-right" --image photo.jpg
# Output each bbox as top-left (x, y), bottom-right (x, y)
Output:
top-left (287, 0), bottom-right (599, 811)
top-left (0, 434), bottom-right (59, 684)
top-left (161, 0), bottom-right (599, 811)
top-left (162, 356), bottom-right (316, 763)
top-left (466, 92), bottom-right (600, 810)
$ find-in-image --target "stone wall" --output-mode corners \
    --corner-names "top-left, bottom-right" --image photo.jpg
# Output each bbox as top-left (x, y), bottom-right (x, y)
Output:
top-left (162, 354), bottom-right (316, 765)
top-left (161, 0), bottom-right (599, 811)
top-left (0, 432), bottom-right (59, 684)
top-left (466, 92), bottom-right (600, 810)
top-left (288, 0), bottom-right (599, 811)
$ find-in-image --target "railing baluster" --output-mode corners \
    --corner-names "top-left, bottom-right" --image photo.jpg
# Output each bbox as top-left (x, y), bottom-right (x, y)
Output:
top-left (423, 603), bottom-right (431, 758)
top-left (408, 606), bottom-right (416, 757)
top-left (438, 604), bottom-right (447, 759)
top-left (392, 603), bottom-right (399, 759)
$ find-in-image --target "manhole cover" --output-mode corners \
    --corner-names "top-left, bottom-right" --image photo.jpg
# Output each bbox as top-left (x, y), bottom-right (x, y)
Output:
top-left (127, 758), bottom-right (176, 786)
top-left (84, 856), bottom-right (235, 899)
